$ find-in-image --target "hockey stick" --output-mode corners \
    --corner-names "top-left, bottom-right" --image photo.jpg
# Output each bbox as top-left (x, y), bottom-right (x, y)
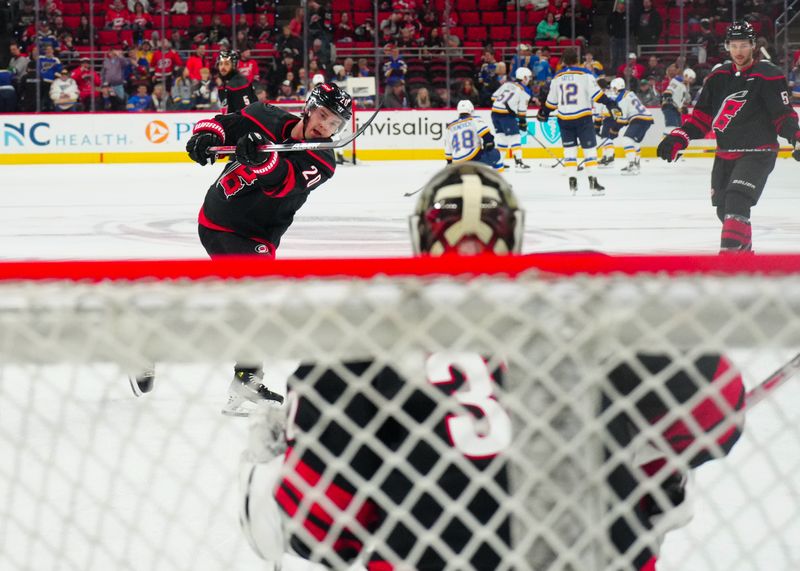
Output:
top-left (209, 103), bottom-right (383, 156)
top-left (679, 147), bottom-right (794, 155)
top-left (528, 132), bottom-right (566, 168)
top-left (745, 352), bottom-right (800, 409)
top-left (404, 185), bottom-right (425, 198)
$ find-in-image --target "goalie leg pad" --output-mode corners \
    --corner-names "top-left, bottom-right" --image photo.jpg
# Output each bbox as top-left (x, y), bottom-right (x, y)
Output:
top-left (240, 455), bottom-right (287, 563)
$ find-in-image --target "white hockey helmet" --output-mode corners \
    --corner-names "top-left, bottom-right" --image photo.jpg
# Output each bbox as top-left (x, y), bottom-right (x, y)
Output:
top-left (456, 99), bottom-right (474, 115)
top-left (610, 77), bottom-right (626, 93)
top-left (515, 67), bottom-right (532, 83)
top-left (683, 68), bottom-right (696, 81)
top-left (409, 163), bottom-right (524, 256)
top-left (311, 73), bottom-right (325, 86)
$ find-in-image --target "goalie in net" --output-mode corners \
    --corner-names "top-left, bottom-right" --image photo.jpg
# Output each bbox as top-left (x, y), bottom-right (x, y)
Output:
top-left (237, 163), bottom-right (745, 570)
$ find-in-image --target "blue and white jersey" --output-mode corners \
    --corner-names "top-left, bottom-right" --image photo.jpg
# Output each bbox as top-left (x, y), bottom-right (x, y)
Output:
top-left (663, 76), bottom-right (690, 109)
top-left (444, 115), bottom-right (491, 162)
top-left (491, 81), bottom-right (531, 117)
top-left (615, 90), bottom-right (654, 124)
top-left (545, 66), bottom-right (603, 121)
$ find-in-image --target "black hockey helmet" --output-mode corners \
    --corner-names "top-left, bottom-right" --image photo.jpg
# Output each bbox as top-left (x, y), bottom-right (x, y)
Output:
top-left (725, 20), bottom-right (755, 46)
top-left (409, 163), bottom-right (524, 256)
top-left (217, 49), bottom-right (240, 65)
top-left (304, 82), bottom-right (353, 134)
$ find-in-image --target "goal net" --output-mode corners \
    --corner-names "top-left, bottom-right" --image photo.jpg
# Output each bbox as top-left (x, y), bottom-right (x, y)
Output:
top-left (1, 254), bottom-right (799, 571)
top-left (272, 99), bottom-right (358, 164)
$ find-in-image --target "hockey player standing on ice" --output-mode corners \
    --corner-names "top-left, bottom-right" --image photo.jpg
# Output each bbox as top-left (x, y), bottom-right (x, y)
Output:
top-left (444, 99), bottom-right (505, 171)
top-left (657, 20), bottom-right (800, 252)
top-left (536, 47), bottom-right (620, 195)
top-left (661, 67), bottom-right (695, 135)
top-left (608, 77), bottom-right (654, 175)
top-left (184, 82), bottom-right (352, 410)
top-left (215, 49), bottom-right (256, 114)
top-left (490, 66), bottom-right (533, 170)
top-left (596, 77), bottom-right (622, 169)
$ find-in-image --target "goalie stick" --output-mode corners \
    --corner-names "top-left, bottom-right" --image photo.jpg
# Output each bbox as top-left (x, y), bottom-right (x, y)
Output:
top-left (745, 352), bottom-right (800, 409)
top-left (209, 103), bottom-right (382, 156)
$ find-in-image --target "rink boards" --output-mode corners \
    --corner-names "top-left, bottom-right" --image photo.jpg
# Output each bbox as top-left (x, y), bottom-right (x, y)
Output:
top-left (2, 107), bottom-right (798, 164)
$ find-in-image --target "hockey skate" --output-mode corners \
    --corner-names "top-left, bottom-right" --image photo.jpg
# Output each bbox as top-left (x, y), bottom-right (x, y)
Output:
top-left (621, 158), bottom-right (640, 176)
top-left (514, 158), bottom-right (531, 171)
top-left (568, 176), bottom-right (578, 196)
top-left (588, 176), bottom-right (605, 196)
top-left (598, 155), bottom-right (616, 169)
top-left (128, 367), bottom-right (155, 397)
top-left (222, 366), bottom-right (285, 417)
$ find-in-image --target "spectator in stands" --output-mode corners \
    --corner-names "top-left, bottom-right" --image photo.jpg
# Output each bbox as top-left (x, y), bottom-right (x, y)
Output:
top-left (636, 0), bottom-right (663, 46)
top-left (288, 8), bottom-right (304, 37)
top-left (334, 12), bottom-right (354, 43)
top-left (424, 27), bottom-right (445, 56)
top-left (583, 51), bottom-right (605, 77)
top-left (170, 0), bottom-right (189, 14)
top-left (238, 48), bottom-right (260, 83)
top-left (105, 0), bottom-right (132, 30)
top-left (254, 85), bottom-right (267, 102)
top-left (72, 57), bottom-right (102, 110)
top-left (532, 47), bottom-right (554, 83)
top-left (382, 44), bottom-right (407, 85)
top-left (251, 13), bottom-right (272, 44)
top-left (59, 33), bottom-right (80, 61)
top-left (478, 49), bottom-right (500, 107)
top-left (644, 54), bottom-right (664, 83)
top-left (14, 2), bottom-right (36, 43)
top-left (170, 29), bottom-right (190, 52)
top-left (97, 82), bottom-right (126, 110)
top-left (207, 15), bottom-right (229, 45)
top-left (188, 16), bottom-right (208, 45)
top-left (151, 82), bottom-right (170, 110)
top-left (380, 12), bottom-right (403, 43)
top-left (0, 69), bottom-right (17, 112)
top-left (193, 67), bottom-right (219, 109)
top-left (8, 42), bottom-right (30, 89)
top-left (169, 66), bottom-right (196, 109)
top-left (332, 64), bottom-right (347, 87)
top-left (127, 83), bottom-right (152, 111)
top-left (548, 0), bottom-right (567, 21)
top-left (354, 17), bottom-right (376, 43)
top-left (693, 19), bottom-right (720, 65)
top-left (152, 39), bottom-right (183, 87)
top-left (413, 86), bottom-right (433, 109)
top-left (712, 0), bottom-right (731, 23)
top-left (688, 0), bottom-right (714, 24)
top-left (273, 49), bottom-right (299, 94)
top-left (35, 22), bottom-right (60, 52)
top-left (495, 61), bottom-right (508, 86)
top-left (617, 52), bottom-right (645, 81)
top-left (511, 44), bottom-right (535, 77)
top-left (131, 2), bottom-right (153, 45)
top-left (38, 44), bottom-right (62, 92)
top-left (49, 68), bottom-right (80, 111)
top-left (296, 68), bottom-right (309, 97)
top-left (51, 15), bottom-right (67, 40)
top-left (536, 12), bottom-right (561, 41)
top-left (383, 77), bottom-right (409, 108)
top-left (452, 77), bottom-right (479, 107)
top-left (276, 25), bottom-right (302, 58)
top-left (637, 77), bottom-right (659, 106)
top-left (357, 57), bottom-right (371, 77)
top-left (275, 78), bottom-right (298, 101)
top-left (342, 57), bottom-right (355, 77)
top-left (75, 15), bottom-right (92, 46)
top-left (397, 25), bottom-right (419, 49)
top-left (790, 63), bottom-right (800, 103)
top-left (185, 45), bottom-right (209, 82)
top-left (607, 0), bottom-right (628, 71)
top-left (102, 47), bottom-right (130, 102)
top-left (134, 39), bottom-right (155, 71)
top-left (18, 60), bottom-right (41, 112)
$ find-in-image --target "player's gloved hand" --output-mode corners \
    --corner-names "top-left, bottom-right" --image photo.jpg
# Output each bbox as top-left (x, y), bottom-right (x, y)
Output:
top-left (484, 140), bottom-right (495, 151)
top-left (518, 117), bottom-right (527, 131)
top-left (792, 131), bottom-right (800, 162)
top-left (610, 107), bottom-right (623, 121)
top-left (236, 132), bottom-right (272, 166)
top-left (536, 108), bottom-right (548, 122)
top-left (657, 129), bottom-right (690, 162)
top-left (186, 132), bottom-right (220, 166)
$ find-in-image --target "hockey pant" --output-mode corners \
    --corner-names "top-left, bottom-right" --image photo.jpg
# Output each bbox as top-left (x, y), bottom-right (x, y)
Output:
top-left (710, 153), bottom-right (777, 250)
top-left (491, 112), bottom-right (523, 160)
top-left (475, 147), bottom-right (504, 170)
top-left (558, 116), bottom-right (598, 174)
top-left (662, 104), bottom-right (682, 134)
top-left (603, 352), bottom-right (745, 569)
top-left (621, 120), bottom-right (653, 163)
top-left (198, 219), bottom-right (277, 257)
top-left (599, 117), bottom-right (620, 159)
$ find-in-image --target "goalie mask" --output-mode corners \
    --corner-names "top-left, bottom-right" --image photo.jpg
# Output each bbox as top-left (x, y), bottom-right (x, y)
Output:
top-left (410, 163), bottom-right (524, 256)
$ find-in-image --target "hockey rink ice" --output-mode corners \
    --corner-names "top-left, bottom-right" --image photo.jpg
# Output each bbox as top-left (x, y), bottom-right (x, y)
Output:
top-left (1, 159), bottom-right (800, 570)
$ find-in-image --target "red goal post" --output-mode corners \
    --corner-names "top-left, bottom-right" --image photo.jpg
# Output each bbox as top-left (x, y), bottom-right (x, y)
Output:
top-left (1, 253), bottom-right (800, 571)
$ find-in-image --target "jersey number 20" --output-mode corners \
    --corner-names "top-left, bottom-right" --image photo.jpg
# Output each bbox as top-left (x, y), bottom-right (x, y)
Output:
top-left (427, 352), bottom-right (512, 459)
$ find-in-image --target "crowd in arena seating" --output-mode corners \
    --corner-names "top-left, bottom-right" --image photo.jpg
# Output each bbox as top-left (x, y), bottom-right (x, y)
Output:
top-left (0, 0), bottom-right (796, 114)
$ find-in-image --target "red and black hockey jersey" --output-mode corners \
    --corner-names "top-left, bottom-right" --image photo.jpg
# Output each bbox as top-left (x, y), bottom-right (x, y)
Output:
top-left (218, 70), bottom-right (256, 114)
top-left (193, 103), bottom-right (336, 253)
top-left (681, 60), bottom-right (799, 154)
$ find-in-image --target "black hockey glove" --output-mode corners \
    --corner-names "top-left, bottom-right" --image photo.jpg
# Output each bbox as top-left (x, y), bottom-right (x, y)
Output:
top-left (536, 108), bottom-right (549, 122)
top-left (236, 132), bottom-right (272, 166)
top-left (657, 129), bottom-right (690, 163)
top-left (792, 131), bottom-right (800, 162)
top-left (518, 116), bottom-right (527, 131)
top-left (484, 139), bottom-right (495, 151)
top-left (186, 132), bottom-right (220, 166)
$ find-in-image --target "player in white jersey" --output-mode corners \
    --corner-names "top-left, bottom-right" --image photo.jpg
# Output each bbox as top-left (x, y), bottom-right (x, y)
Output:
top-left (491, 67), bottom-right (533, 170)
top-left (661, 67), bottom-right (695, 134)
top-left (537, 48), bottom-right (620, 195)
top-left (445, 100), bottom-right (504, 171)
top-left (595, 77), bottom-right (622, 168)
top-left (608, 77), bottom-right (654, 175)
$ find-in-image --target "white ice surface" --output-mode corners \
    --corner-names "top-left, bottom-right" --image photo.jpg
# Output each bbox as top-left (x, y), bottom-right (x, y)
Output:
top-left (0, 159), bottom-right (799, 571)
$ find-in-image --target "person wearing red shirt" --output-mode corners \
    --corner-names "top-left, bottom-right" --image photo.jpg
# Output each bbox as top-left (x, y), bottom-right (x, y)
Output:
top-left (105, 0), bottom-right (131, 30)
top-left (185, 44), bottom-right (210, 82)
top-left (616, 52), bottom-right (646, 81)
top-left (71, 57), bottom-right (102, 110)
top-left (151, 39), bottom-right (183, 86)
top-left (237, 48), bottom-right (260, 83)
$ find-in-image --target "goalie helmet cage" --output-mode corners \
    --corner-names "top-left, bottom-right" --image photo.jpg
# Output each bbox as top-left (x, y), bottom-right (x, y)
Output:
top-left (271, 99), bottom-right (359, 164)
top-left (1, 253), bottom-right (799, 571)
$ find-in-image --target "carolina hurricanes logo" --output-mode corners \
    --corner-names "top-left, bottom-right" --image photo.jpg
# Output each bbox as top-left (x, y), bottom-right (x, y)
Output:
top-left (217, 163), bottom-right (258, 198)
top-left (712, 90), bottom-right (748, 132)
top-left (320, 83), bottom-right (333, 92)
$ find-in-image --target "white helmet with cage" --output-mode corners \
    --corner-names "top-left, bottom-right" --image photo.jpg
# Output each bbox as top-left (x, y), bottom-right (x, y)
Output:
top-left (683, 68), bottom-right (696, 82)
top-left (515, 67), bottom-right (532, 84)
top-left (456, 100), bottom-right (474, 115)
top-left (610, 77), bottom-right (626, 94)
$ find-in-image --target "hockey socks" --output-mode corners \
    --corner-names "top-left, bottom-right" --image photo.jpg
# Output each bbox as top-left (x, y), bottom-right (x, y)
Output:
top-left (720, 214), bottom-right (752, 252)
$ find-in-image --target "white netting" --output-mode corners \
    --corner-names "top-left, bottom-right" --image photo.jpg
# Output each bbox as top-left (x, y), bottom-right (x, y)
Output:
top-left (1, 265), bottom-right (800, 571)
